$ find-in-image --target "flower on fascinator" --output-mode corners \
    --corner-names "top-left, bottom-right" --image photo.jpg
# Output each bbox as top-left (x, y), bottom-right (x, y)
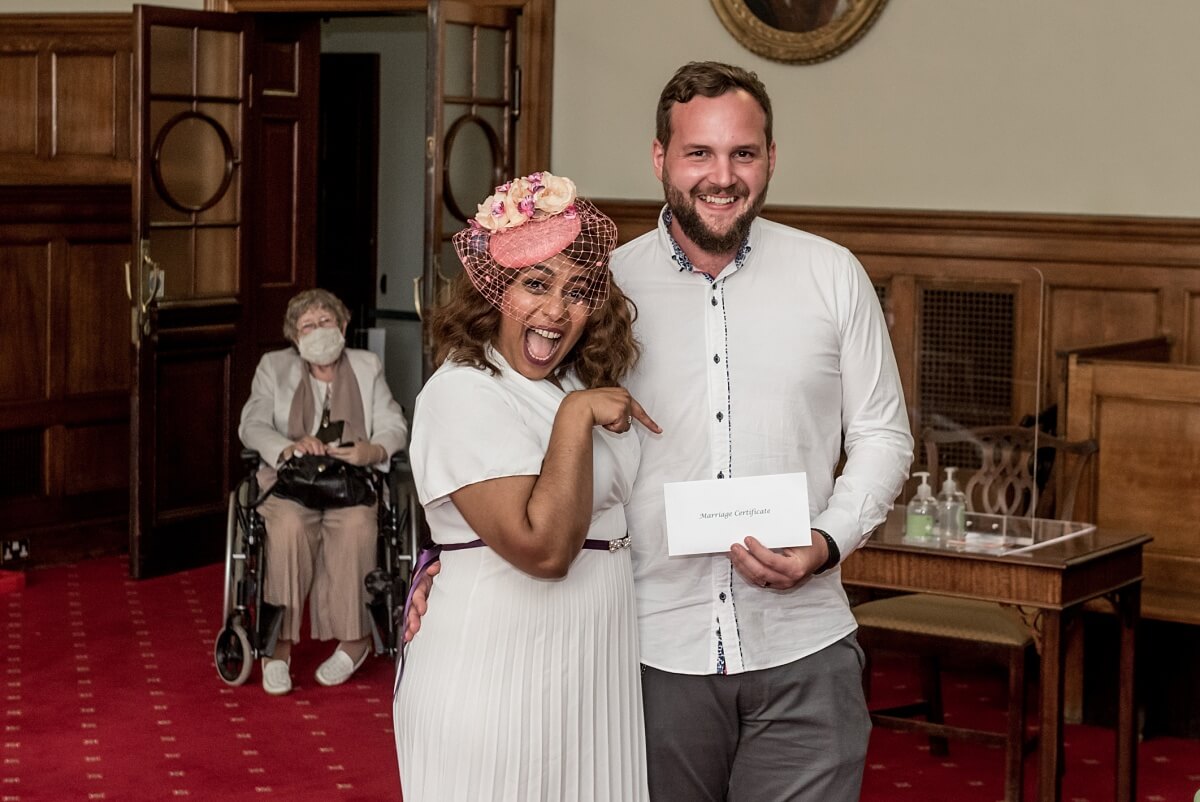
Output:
top-left (537, 173), bottom-right (577, 216)
top-left (474, 192), bottom-right (527, 231)
top-left (472, 171), bottom-right (578, 232)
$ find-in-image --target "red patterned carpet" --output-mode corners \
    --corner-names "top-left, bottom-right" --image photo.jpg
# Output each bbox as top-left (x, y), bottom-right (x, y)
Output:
top-left (3, 558), bottom-right (399, 801)
top-left (860, 668), bottom-right (1200, 802)
top-left (3, 556), bottom-right (1198, 801)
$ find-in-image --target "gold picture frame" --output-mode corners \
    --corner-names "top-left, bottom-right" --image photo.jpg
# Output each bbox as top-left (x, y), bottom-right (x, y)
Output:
top-left (711, 0), bottom-right (889, 64)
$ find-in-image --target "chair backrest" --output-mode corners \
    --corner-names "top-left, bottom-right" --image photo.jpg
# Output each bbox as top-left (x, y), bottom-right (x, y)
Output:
top-left (922, 425), bottom-right (1098, 521)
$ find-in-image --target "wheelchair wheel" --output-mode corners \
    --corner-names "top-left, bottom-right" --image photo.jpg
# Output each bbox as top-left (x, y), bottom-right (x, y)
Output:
top-left (221, 489), bottom-right (239, 622)
top-left (214, 623), bottom-right (253, 686)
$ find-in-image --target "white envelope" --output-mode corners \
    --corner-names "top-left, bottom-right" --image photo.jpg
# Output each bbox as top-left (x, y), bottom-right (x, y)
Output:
top-left (662, 472), bottom-right (811, 556)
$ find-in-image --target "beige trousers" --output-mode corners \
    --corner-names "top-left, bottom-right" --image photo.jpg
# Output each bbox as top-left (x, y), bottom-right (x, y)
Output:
top-left (257, 493), bottom-right (378, 643)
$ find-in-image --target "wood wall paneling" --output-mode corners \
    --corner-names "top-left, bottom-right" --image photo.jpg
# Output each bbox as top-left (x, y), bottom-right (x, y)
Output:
top-left (54, 53), bottom-right (121, 157)
top-left (0, 52), bottom-right (38, 155)
top-left (1049, 287), bottom-right (1161, 360)
top-left (0, 185), bottom-right (130, 563)
top-left (63, 422), bottom-right (129, 496)
top-left (0, 16), bottom-right (133, 185)
top-left (1188, 291), bottom-right (1200, 364)
top-left (65, 240), bottom-right (130, 395)
top-left (0, 243), bottom-right (50, 403)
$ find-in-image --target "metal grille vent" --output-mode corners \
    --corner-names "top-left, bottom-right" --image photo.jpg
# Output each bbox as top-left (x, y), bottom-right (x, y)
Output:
top-left (918, 287), bottom-right (1015, 469)
top-left (0, 428), bottom-right (43, 499)
top-left (874, 282), bottom-right (893, 331)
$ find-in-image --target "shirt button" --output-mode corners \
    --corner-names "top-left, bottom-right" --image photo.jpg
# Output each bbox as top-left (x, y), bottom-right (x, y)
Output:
top-left (711, 296), bottom-right (718, 306)
top-left (719, 592), bottom-right (727, 602)
top-left (717, 471), bottom-right (725, 479)
top-left (716, 411), bottom-right (724, 422)
top-left (713, 354), bottom-right (720, 364)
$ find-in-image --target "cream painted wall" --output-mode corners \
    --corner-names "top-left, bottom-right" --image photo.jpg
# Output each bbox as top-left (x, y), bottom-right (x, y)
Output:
top-left (552, 0), bottom-right (1200, 217)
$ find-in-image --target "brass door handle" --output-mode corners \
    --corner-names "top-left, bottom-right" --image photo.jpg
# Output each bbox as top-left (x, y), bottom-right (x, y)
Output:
top-left (129, 239), bottom-right (162, 339)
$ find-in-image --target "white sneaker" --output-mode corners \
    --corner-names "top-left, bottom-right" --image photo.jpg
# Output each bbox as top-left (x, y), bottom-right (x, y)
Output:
top-left (261, 657), bottom-right (292, 696)
top-left (314, 646), bottom-right (369, 687)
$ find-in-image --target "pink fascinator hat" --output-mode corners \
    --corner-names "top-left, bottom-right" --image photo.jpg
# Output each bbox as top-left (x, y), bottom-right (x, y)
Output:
top-left (452, 172), bottom-right (617, 319)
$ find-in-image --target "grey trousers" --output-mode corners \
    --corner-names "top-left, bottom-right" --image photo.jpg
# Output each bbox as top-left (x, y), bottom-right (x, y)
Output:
top-left (641, 633), bottom-right (871, 802)
top-left (258, 494), bottom-right (378, 643)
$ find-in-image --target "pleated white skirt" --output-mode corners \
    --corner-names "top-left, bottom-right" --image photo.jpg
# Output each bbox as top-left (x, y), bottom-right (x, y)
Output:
top-left (394, 546), bottom-right (649, 802)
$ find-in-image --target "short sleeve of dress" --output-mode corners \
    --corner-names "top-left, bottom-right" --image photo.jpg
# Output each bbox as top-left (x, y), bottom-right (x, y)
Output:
top-left (411, 364), bottom-right (547, 508)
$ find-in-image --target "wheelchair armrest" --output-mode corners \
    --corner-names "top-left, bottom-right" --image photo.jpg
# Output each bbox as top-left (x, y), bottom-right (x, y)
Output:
top-left (241, 448), bottom-right (261, 473)
top-left (389, 450), bottom-right (411, 471)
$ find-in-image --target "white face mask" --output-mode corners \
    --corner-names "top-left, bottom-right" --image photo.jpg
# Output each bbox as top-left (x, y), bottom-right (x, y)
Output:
top-left (297, 326), bottom-right (345, 366)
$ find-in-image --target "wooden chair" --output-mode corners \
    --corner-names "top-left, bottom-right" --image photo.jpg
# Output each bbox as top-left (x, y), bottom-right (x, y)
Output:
top-left (853, 426), bottom-right (1098, 802)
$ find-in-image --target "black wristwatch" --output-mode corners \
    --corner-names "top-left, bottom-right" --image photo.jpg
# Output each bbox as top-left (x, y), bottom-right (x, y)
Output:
top-left (812, 529), bottom-right (840, 574)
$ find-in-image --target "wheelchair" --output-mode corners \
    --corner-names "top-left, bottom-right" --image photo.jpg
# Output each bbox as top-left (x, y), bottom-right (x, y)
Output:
top-left (213, 448), bottom-right (422, 686)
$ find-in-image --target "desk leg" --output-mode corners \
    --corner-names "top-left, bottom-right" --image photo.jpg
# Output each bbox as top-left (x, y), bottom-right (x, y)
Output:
top-left (1063, 622), bottom-right (1085, 724)
top-left (1038, 610), bottom-right (1065, 802)
top-left (1115, 584), bottom-right (1139, 802)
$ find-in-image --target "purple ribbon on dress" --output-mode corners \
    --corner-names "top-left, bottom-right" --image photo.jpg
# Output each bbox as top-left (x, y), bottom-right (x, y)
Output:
top-left (393, 544), bottom-right (448, 698)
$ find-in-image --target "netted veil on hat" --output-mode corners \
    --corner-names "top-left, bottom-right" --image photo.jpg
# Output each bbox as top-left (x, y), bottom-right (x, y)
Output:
top-left (452, 172), bottom-right (617, 320)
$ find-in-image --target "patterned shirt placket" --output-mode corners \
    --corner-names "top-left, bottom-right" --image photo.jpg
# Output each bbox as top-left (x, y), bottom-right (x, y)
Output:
top-left (662, 208), bottom-right (753, 674)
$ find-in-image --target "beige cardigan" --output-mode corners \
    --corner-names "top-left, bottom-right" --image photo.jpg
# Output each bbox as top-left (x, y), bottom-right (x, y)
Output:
top-left (238, 347), bottom-right (409, 469)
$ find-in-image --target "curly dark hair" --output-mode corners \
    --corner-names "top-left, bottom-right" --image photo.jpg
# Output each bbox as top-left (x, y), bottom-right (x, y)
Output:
top-left (430, 270), bottom-right (640, 389)
top-left (656, 61), bottom-right (773, 151)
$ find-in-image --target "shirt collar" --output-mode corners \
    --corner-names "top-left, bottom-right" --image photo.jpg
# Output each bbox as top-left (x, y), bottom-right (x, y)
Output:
top-left (661, 207), bottom-right (752, 280)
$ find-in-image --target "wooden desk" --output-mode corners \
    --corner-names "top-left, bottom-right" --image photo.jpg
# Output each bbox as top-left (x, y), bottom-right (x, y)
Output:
top-left (842, 508), bottom-right (1150, 802)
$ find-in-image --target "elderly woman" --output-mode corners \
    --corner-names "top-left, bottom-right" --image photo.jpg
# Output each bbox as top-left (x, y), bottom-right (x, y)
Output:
top-left (239, 289), bottom-right (408, 696)
top-left (394, 173), bottom-right (657, 800)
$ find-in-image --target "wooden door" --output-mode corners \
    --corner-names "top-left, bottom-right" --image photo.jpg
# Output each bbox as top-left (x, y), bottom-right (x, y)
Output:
top-left (130, 5), bottom-right (252, 577)
top-left (421, 0), bottom-right (519, 376)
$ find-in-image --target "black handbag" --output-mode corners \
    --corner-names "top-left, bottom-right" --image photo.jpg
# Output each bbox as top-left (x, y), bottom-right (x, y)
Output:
top-left (270, 454), bottom-right (377, 510)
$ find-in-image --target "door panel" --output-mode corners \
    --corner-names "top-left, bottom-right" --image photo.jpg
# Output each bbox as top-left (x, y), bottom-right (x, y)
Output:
top-left (248, 15), bottom-right (319, 351)
top-left (422, 0), bottom-right (518, 376)
top-left (156, 349), bottom-right (230, 511)
top-left (0, 244), bottom-right (47, 402)
top-left (131, 5), bottom-right (251, 577)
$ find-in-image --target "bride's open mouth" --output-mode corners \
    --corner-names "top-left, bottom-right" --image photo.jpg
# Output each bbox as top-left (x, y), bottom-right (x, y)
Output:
top-left (523, 326), bottom-right (564, 366)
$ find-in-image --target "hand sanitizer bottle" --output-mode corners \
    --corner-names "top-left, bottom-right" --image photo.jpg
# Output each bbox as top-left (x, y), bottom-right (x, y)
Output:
top-left (905, 471), bottom-right (936, 541)
top-left (937, 467), bottom-right (967, 540)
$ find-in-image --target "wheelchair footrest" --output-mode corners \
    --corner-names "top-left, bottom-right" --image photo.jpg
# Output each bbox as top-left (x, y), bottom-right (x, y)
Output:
top-left (255, 601), bottom-right (284, 657)
top-left (366, 589), bottom-right (404, 657)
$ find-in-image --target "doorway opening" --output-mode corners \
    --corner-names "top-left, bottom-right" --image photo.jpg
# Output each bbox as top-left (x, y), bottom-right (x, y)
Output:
top-left (316, 15), bottom-right (426, 418)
